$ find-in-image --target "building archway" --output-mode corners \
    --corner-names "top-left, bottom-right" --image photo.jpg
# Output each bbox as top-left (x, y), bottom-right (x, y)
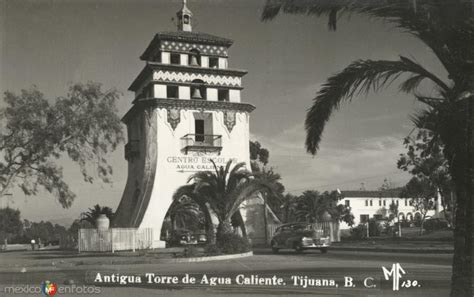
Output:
top-left (398, 212), bottom-right (405, 221)
top-left (160, 195), bottom-right (210, 246)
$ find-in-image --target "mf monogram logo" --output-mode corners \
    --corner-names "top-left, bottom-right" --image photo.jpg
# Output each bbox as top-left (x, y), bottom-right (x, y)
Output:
top-left (382, 263), bottom-right (406, 291)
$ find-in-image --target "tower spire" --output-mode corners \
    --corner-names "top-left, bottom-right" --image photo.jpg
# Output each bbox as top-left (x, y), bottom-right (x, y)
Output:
top-left (176, 0), bottom-right (192, 32)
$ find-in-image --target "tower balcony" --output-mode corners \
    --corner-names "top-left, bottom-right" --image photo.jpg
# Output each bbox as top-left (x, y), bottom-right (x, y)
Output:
top-left (181, 134), bottom-right (222, 155)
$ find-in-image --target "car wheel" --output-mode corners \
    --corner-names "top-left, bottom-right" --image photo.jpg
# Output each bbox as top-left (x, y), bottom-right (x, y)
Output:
top-left (271, 241), bottom-right (279, 253)
top-left (320, 247), bottom-right (328, 254)
top-left (294, 242), bottom-right (303, 253)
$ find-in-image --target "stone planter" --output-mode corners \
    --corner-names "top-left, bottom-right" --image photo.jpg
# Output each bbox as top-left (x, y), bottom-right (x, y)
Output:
top-left (95, 214), bottom-right (110, 230)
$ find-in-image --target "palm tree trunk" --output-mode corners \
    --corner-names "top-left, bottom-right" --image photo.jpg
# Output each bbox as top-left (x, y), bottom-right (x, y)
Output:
top-left (263, 193), bottom-right (268, 244)
top-left (201, 207), bottom-right (215, 244)
top-left (449, 96), bottom-right (473, 297)
top-left (231, 211), bottom-right (247, 238)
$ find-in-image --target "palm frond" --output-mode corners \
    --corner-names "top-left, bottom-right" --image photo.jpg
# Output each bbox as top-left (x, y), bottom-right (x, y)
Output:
top-left (261, 0), bottom-right (474, 83)
top-left (305, 57), bottom-right (448, 154)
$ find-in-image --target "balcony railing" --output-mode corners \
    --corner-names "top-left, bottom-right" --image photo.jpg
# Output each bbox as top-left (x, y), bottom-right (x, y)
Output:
top-left (181, 134), bottom-right (222, 154)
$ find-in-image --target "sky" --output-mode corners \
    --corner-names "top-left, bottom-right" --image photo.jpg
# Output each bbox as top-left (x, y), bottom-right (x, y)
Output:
top-left (0, 0), bottom-right (448, 225)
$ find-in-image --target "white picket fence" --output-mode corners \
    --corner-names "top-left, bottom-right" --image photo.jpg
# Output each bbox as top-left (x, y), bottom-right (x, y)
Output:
top-left (78, 228), bottom-right (153, 253)
top-left (267, 221), bottom-right (340, 244)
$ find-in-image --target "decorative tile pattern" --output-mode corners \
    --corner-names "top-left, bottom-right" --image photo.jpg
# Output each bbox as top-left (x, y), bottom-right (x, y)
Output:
top-left (224, 111), bottom-right (236, 133)
top-left (154, 70), bottom-right (241, 87)
top-left (167, 108), bottom-right (181, 130)
top-left (161, 41), bottom-right (228, 56)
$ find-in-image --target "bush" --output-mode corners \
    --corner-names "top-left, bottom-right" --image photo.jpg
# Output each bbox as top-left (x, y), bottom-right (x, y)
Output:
top-left (216, 233), bottom-right (251, 254)
top-left (204, 244), bottom-right (221, 256)
top-left (350, 224), bottom-right (367, 239)
top-left (400, 220), bottom-right (411, 228)
top-left (424, 219), bottom-right (449, 232)
top-left (183, 246), bottom-right (200, 258)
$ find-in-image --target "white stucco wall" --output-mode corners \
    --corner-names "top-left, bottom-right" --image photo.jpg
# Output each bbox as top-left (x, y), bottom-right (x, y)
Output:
top-left (218, 57), bottom-right (228, 69)
top-left (137, 108), bottom-right (251, 247)
top-left (207, 88), bottom-right (218, 101)
top-left (180, 54), bottom-right (189, 66)
top-left (179, 86), bottom-right (190, 99)
top-left (154, 84), bottom-right (167, 98)
top-left (229, 89), bottom-right (241, 102)
top-left (338, 196), bottom-right (442, 229)
top-left (161, 52), bottom-right (170, 64)
top-left (201, 56), bottom-right (209, 68)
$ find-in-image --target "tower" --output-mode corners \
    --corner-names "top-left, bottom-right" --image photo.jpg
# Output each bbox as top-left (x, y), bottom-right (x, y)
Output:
top-left (113, 1), bottom-right (255, 247)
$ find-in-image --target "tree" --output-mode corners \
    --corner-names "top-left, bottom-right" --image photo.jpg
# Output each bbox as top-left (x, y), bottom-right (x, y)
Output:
top-left (401, 177), bottom-right (436, 234)
top-left (398, 128), bottom-right (455, 226)
top-left (388, 200), bottom-right (402, 237)
top-left (166, 196), bottom-right (204, 231)
top-left (173, 184), bottom-right (216, 244)
top-left (22, 220), bottom-right (68, 245)
top-left (279, 193), bottom-right (298, 223)
top-left (249, 141), bottom-right (269, 171)
top-left (262, 1), bottom-right (473, 295)
top-left (0, 82), bottom-right (124, 208)
top-left (174, 160), bottom-right (279, 243)
top-left (80, 204), bottom-right (115, 227)
top-left (0, 207), bottom-right (23, 243)
top-left (253, 166), bottom-right (284, 242)
top-left (295, 190), bottom-right (354, 226)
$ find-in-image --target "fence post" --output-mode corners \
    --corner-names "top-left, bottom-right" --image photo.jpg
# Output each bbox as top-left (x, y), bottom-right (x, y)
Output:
top-left (329, 221), bottom-right (334, 242)
top-left (132, 229), bottom-right (136, 252)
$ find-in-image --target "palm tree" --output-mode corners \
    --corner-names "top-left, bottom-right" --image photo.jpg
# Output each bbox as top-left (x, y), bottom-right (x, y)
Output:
top-left (253, 166), bottom-right (283, 243)
top-left (172, 184), bottom-right (216, 243)
top-left (262, 1), bottom-right (473, 295)
top-left (174, 160), bottom-right (279, 243)
top-left (280, 193), bottom-right (298, 223)
top-left (80, 204), bottom-right (114, 227)
top-left (167, 196), bottom-right (203, 231)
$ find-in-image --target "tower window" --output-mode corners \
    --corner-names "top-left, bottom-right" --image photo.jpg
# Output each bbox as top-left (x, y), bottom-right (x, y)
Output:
top-left (183, 15), bottom-right (190, 24)
top-left (218, 89), bottom-right (229, 101)
top-left (189, 49), bottom-right (201, 66)
top-left (209, 57), bottom-right (218, 68)
top-left (191, 79), bottom-right (206, 100)
top-left (170, 53), bottom-right (180, 65)
top-left (195, 119), bottom-right (205, 142)
top-left (167, 86), bottom-right (179, 99)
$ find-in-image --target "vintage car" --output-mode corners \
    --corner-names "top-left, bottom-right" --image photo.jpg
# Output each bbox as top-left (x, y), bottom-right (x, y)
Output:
top-left (167, 229), bottom-right (207, 246)
top-left (270, 223), bottom-right (330, 253)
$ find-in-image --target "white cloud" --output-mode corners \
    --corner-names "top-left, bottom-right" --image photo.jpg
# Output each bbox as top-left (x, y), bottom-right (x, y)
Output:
top-left (251, 123), bottom-right (410, 194)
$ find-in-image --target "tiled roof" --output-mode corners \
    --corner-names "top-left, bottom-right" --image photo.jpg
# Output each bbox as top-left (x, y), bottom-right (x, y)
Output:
top-left (155, 31), bottom-right (233, 45)
top-left (341, 189), bottom-right (403, 198)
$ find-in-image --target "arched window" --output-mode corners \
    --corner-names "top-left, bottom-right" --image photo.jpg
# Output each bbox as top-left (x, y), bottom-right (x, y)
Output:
top-left (191, 79), bottom-right (206, 100)
top-left (189, 49), bottom-right (201, 66)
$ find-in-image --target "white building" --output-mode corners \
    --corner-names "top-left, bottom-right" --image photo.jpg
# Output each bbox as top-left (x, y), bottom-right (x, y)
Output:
top-left (338, 189), bottom-right (443, 229)
top-left (113, 1), bottom-right (254, 248)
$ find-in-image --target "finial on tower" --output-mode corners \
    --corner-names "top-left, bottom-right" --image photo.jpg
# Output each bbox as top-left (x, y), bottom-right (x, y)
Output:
top-left (177, 0), bottom-right (193, 32)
